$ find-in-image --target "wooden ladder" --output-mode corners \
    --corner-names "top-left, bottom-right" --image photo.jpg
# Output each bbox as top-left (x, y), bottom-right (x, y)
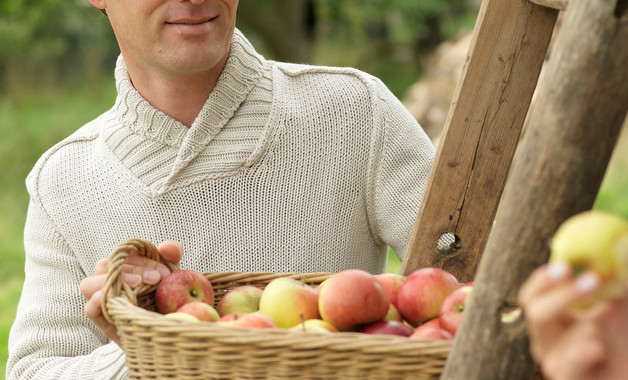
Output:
top-left (400, 0), bottom-right (628, 378)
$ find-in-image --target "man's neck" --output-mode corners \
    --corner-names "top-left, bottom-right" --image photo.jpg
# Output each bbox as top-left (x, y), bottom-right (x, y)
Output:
top-left (123, 54), bottom-right (229, 128)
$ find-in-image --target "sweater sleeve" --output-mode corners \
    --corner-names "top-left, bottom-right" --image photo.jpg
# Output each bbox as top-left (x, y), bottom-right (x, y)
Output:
top-left (6, 197), bottom-right (128, 380)
top-left (369, 79), bottom-right (435, 261)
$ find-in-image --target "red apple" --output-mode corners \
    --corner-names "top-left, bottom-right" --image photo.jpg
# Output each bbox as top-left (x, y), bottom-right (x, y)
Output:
top-left (155, 270), bottom-right (215, 314)
top-left (375, 273), bottom-right (405, 307)
top-left (397, 267), bottom-right (460, 327)
top-left (439, 283), bottom-right (473, 336)
top-left (219, 312), bottom-right (249, 322)
top-left (291, 319), bottom-right (339, 334)
top-left (419, 318), bottom-right (441, 329)
top-left (360, 320), bottom-right (413, 337)
top-left (216, 285), bottom-right (263, 316)
top-left (163, 312), bottom-right (200, 322)
top-left (409, 325), bottom-right (453, 340)
top-left (176, 301), bottom-right (220, 322)
top-left (318, 269), bottom-right (390, 331)
top-left (258, 277), bottom-right (320, 328)
top-left (218, 312), bottom-right (277, 329)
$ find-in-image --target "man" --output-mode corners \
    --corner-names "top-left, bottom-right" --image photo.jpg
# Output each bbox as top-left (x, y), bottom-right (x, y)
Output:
top-left (7, 0), bottom-right (434, 378)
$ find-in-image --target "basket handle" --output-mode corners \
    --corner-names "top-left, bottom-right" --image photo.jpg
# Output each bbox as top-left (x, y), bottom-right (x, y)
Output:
top-left (100, 239), bottom-right (179, 323)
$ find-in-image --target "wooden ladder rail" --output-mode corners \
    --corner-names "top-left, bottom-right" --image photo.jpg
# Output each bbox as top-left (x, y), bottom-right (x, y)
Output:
top-left (399, 0), bottom-right (627, 377)
top-left (400, 0), bottom-right (559, 281)
top-left (442, 0), bottom-right (628, 379)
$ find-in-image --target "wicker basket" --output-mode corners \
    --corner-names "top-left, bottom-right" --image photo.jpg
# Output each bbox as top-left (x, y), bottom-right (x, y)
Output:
top-left (102, 239), bottom-right (451, 379)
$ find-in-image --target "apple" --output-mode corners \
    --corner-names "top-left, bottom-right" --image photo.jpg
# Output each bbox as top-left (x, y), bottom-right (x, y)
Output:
top-left (291, 319), bottom-right (338, 334)
top-left (219, 312), bottom-right (249, 322)
top-left (550, 210), bottom-right (628, 300)
top-left (216, 285), bottom-right (263, 316)
top-left (384, 303), bottom-right (403, 322)
top-left (218, 312), bottom-right (277, 329)
top-left (374, 273), bottom-right (406, 307)
top-left (163, 312), bottom-right (200, 322)
top-left (409, 324), bottom-right (453, 341)
top-left (176, 301), bottom-right (220, 322)
top-left (318, 269), bottom-right (390, 331)
top-left (360, 320), bottom-right (413, 337)
top-left (419, 318), bottom-right (441, 329)
top-left (258, 277), bottom-right (320, 328)
top-left (438, 283), bottom-right (473, 336)
top-left (397, 267), bottom-right (460, 327)
top-left (155, 270), bottom-right (215, 314)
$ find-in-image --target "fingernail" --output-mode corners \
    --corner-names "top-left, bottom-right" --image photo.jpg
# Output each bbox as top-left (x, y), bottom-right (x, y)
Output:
top-left (547, 262), bottom-right (569, 280)
top-left (156, 265), bottom-right (170, 279)
top-left (576, 272), bottom-right (600, 294)
top-left (126, 274), bottom-right (142, 287)
top-left (144, 270), bottom-right (161, 284)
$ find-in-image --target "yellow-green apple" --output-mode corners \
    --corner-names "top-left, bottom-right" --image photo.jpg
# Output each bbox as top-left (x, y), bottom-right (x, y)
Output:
top-left (176, 301), bottom-right (220, 322)
top-left (290, 319), bottom-right (338, 334)
top-left (397, 267), bottom-right (461, 327)
top-left (438, 283), bottom-right (473, 336)
top-left (375, 273), bottom-right (405, 307)
top-left (359, 320), bottom-right (413, 337)
top-left (217, 311), bottom-right (277, 329)
top-left (384, 303), bottom-right (403, 322)
top-left (550, 210), bottom-right (628, 300)
top-left (156, 270), bottom-right (215, 314)
top-left (163, 312), bottom-right (200, 322)
top-left (409, 323), bottom-right (453, 340)
top-left (258, 277), bottom-right (320, 328)
top-left (318, 269), bottom-right (390, 331)
top-left (216, 285), bottom-right (263, 316)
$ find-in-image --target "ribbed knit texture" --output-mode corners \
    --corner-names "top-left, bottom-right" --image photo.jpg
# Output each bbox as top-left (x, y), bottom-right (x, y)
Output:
top-left (7, 30), bottom-right (434, 379)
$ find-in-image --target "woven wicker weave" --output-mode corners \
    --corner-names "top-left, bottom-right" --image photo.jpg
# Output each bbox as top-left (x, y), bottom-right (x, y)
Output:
top-left (102, 239), bottom-right (451, 379)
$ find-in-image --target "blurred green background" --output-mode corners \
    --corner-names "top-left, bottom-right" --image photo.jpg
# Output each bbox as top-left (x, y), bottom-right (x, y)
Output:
top-left (1, 0), bottom-right (626, 377)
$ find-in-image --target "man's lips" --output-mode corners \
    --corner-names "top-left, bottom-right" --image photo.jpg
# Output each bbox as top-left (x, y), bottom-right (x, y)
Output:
top-left (166, 16), bottom-right (217, 25)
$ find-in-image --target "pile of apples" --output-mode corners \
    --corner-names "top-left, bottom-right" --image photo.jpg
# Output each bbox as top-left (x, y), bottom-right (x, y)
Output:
top-left (154, 267), bottom-right (473, 340)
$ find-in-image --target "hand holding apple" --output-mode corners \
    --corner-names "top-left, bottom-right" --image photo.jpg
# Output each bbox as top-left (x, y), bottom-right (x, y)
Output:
top-left (550, 210), bottom-right (628, 302)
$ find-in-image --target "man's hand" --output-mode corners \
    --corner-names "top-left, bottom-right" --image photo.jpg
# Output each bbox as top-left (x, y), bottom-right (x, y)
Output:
top-left (80, 240), bottom-right (183, 345)
top-left (518, 262), bottom-right (628, 380)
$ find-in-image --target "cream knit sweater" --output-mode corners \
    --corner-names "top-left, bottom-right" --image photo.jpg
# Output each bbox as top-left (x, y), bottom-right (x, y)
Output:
top-left (7, 30), bottom-right (434, 379)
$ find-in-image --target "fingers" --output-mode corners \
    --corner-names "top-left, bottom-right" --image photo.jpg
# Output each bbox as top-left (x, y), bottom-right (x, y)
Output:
top-left (541, 322), bottom-right (606, 380)
top-left (157, 240), bottom-right (183, 265)
top-left (84, 290), bottom-right (121, 345)
top-left (80, 273), bottom-right (142, 301)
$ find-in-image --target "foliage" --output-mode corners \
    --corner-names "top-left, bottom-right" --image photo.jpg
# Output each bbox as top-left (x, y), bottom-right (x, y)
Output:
top-left (0, 0), bottom-right (118, 92)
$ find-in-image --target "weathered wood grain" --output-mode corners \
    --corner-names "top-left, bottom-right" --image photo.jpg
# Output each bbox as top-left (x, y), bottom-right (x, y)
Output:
top-left (443, 0), bottom-right (628, 378)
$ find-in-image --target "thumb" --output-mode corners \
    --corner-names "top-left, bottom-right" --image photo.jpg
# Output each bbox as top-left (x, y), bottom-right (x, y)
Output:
top-left (157, 240), bottom-right (183, 265)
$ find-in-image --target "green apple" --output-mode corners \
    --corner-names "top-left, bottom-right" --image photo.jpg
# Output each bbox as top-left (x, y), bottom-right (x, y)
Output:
top-left (216, 285), bottom-right (264, 316)
top-left (258, 277), bottom-right (320, 328)
top-left (290, 319), bottom-right (338, 334)
top-left (550, 210), bottom-right (628, 300)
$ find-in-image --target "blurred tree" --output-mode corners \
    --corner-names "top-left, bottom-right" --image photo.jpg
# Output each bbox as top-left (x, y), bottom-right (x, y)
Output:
top-left (0, 0), bottom-right (474, 95)
top-left (0, 0), bottom-right (117, 94)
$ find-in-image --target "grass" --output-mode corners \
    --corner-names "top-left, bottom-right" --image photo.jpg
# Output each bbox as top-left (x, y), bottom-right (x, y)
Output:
top-left (0, 80), bottom-right (117, 377)
top-left (0, 80), bottom-right (626, 377)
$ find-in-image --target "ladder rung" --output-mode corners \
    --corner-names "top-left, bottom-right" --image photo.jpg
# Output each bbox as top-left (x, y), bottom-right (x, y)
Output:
top-left (528, 0), bottom-right (568, 11)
